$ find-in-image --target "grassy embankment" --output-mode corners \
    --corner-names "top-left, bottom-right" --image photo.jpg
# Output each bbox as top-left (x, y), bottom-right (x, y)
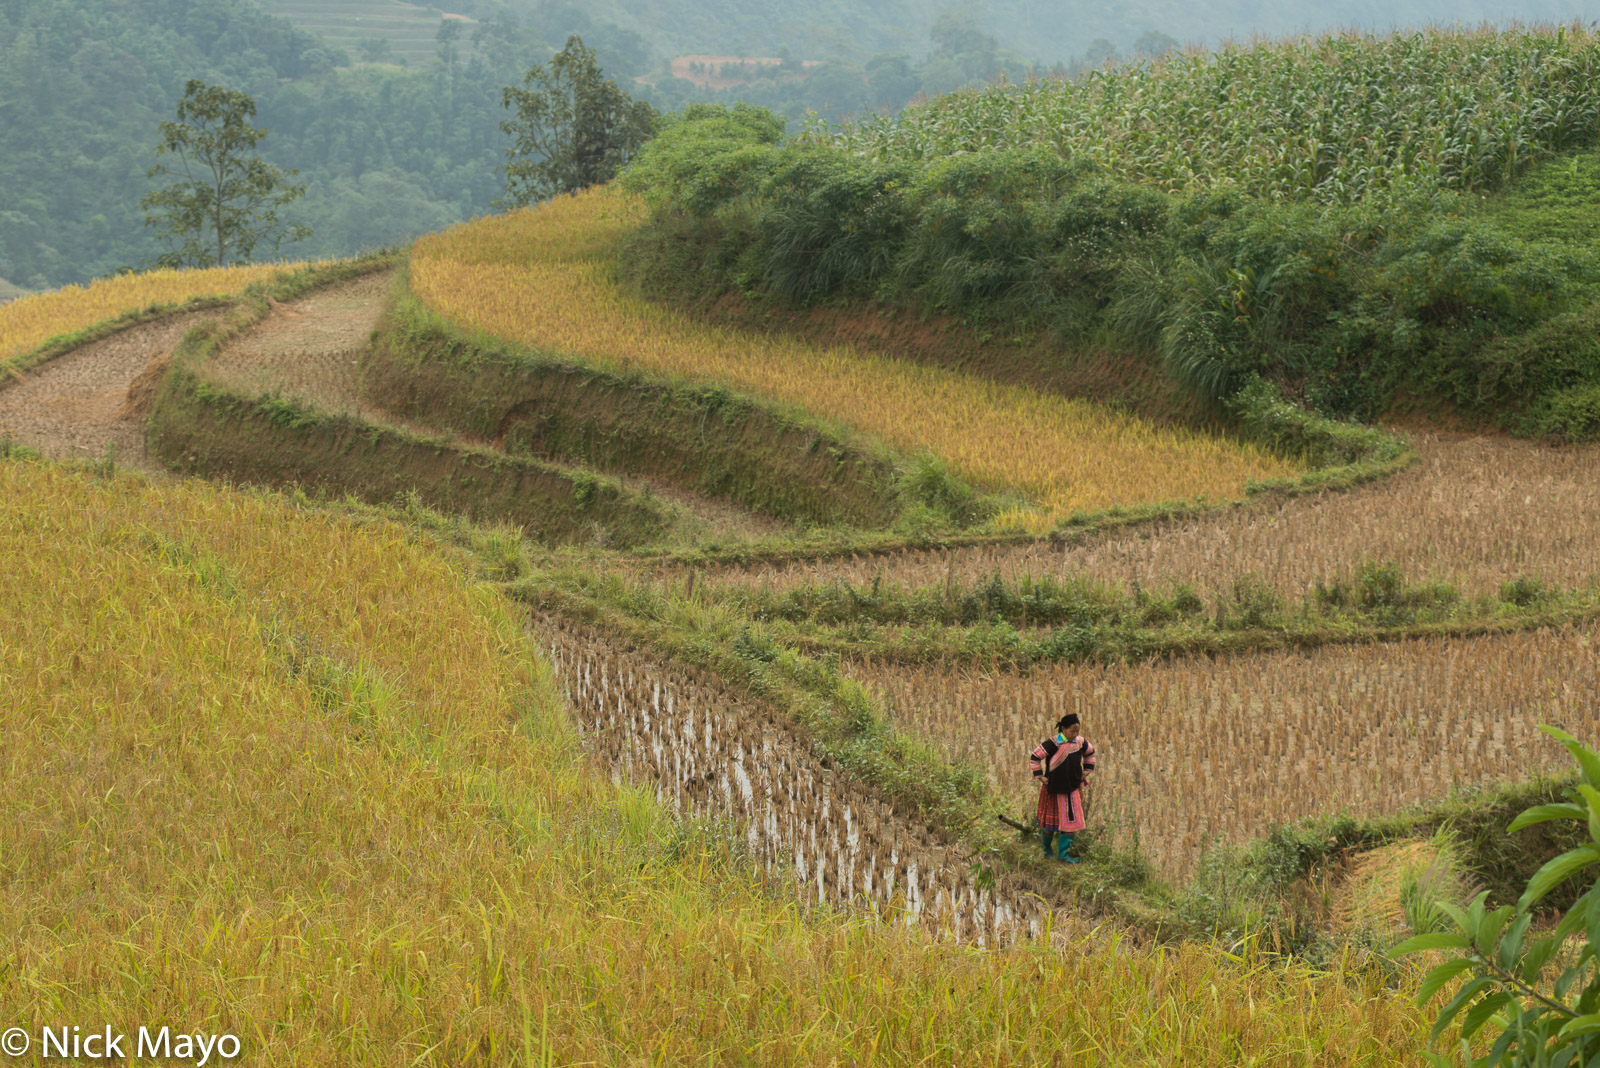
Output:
top-left (368, 276), bottom-right (906, 529)
top-left (404, 189), bottom-right (1308, 535)
top-left (129, 259), bottom-right (676, 549)
top-left (0, 452), bottom-right (1442, 1065)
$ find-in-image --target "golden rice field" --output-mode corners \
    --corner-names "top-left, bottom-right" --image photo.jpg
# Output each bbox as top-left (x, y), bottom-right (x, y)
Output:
top-left (717, 433), bottom-right (1600, 600)
top-left (410, 189), bottom-right (1300, 523)
top-left (850, 622), bottom-right (1600, 880)
top-left (0, 261), bottom-right (316, 363)
top-left (0, 455), bottom-right (1434, 1065)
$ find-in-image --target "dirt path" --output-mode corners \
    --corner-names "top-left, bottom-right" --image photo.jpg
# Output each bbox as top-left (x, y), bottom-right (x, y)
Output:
top-left (206, 272), bottom-right (391, 419)
top-left (205, 273), bottom-right (789, 543)
top-left (0, 313), bottom-right (210, 473)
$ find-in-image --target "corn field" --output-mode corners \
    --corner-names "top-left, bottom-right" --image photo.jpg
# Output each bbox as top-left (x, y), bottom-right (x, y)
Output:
top-left (708, 433), bottom-right (1600, 601)
top-left (815, 25), bottom-right (1600, 206)
top-left (0, 262), bottom-right (316, 363)
top-left (850, 622), bottom-right (1600, 879)
top-left (410, 190), bottom-right (1298, 522)
top-left (535, 615), bottom-right (1065, 945)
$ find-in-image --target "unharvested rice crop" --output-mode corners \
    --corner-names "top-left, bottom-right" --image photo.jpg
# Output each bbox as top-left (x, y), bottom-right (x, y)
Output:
top-left (716, 433), bottom-right (1600, 600)
top-left (821, 25), bottom-right (1600, 206)
top-left (410, 190), bottom-right (1298, 522)
top-left (0, 262), bottom-right (313, 363)
top-left (850, 623), bottom-right (1600, 879)
top-left (0, 457), bottom-right (1433, 1064)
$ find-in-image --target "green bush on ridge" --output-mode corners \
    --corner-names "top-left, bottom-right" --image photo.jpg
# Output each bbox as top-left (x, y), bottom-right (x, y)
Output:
top-left (619, 27), bottom-right (1600, 441)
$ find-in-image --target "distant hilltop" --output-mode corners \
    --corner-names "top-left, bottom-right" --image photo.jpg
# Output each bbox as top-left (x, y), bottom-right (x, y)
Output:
top-left (668, 54), bottom-right (820, 90)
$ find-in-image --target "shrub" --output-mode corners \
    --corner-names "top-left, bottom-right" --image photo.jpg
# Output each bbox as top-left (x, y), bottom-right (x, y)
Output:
top-left (756, 148), bottom-right (916, 302)
top-left (1395, 727), bottom-right (1600, 1067)
top-left (1221, 573), bottom-right (1282, 629)
top-left (1538, 381), bottom-right (1600, 442)
top-left (620, 103), bottom-right (786, 215)
top-left (897, 150), bottom-right (1167, 328)
top-left (1499, 576), bottom-right (1551, 608)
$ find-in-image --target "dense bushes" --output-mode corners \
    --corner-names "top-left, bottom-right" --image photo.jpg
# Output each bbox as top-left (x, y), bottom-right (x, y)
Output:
top-left (621, 100), bottom-right (1600, 440)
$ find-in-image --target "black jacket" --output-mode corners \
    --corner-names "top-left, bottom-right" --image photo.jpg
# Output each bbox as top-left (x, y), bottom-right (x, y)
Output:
top-left (1038, 737), bottom-right (1086, 795)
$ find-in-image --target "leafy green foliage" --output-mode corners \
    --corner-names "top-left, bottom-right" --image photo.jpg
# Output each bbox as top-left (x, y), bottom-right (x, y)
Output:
top-left (140, 80), bottom-right (311, 268)
top-left (1477, 147), bottom-right (1600, 248)
top-left (756, 147), bottom-right (916, 301)
top-left (623, 27), bottom-right (1600, 440)
top-left (819, 27), bottom-right (1600, 208)
top-left (1538, 382), bottom-right (1600, 443)
top-left (1395, 727), bottom-right (1600, 1067)
top-left (620, 103), bottom-right (785, 214)
top-left (499, 35), bottom-right (659, 207)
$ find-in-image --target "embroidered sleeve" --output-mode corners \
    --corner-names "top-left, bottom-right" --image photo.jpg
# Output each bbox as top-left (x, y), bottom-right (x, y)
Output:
top-left (1030, 742), bottom-right (1049, 777)
top-left (1082, 739), bottom-right (1097, 773)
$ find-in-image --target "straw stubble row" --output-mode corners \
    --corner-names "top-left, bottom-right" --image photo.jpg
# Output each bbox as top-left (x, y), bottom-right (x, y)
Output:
top-left (849, 623), bottom-right (1600, 879)
top-left (534, 616), bottom-right (1063, 944)
top-left (713, 434), bottom-right (1600, 601)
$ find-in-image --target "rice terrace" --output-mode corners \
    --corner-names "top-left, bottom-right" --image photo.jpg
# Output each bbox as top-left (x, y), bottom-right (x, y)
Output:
top-left (7, 15), bottom-right (1600, 1066)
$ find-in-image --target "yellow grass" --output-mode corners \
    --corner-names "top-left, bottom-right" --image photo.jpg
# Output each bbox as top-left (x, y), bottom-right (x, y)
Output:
top-left (0, 262), bottom-right (317, 362)
top-left (410, 189), bottom-right (1300, 523)
top-left (0, 455), bottom-right (1432, 1064)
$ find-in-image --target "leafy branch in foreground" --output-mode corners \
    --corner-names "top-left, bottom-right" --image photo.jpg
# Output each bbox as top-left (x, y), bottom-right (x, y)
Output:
top-left (1395, 726), bottom-right (1600, 1067)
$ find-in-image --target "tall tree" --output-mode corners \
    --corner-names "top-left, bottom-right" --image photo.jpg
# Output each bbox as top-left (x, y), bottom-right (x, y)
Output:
top-left (436, 19), bottom-right (462, 76)
top-left (141, 79), bottom-right (310, 267)
top-left (499, 35), bottom-right (659, 207)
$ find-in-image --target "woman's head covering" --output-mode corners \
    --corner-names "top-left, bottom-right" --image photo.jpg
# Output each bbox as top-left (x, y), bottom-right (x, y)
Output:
top-left (1056, 713), bottom-right (1080, 730)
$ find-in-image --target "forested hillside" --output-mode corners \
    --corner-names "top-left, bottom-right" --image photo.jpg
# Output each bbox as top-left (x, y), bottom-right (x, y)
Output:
top-left (6, 0), bottom-right (1597, 291)
top-left (0, 0), bottom-right (1024, 289)
top-left (0, 0), bottom-right (506, 288)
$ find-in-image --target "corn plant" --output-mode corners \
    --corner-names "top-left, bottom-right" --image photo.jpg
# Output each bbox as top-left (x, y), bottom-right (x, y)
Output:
top-left (814, 26), bottom-right (1600, 209)
top-left (1395, 726), bottom-right (1600, 1067)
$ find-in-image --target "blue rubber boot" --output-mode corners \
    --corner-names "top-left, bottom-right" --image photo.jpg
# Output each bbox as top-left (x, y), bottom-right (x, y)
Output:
top-left (1040, 828), bottom-right (1055, 857)
top-left (1058, 833), bottom-right (1079, 863)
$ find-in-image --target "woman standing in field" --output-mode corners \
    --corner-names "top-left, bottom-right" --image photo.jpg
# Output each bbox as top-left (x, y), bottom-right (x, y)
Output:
top-left (1031, 714), bottom-right (1096, 863)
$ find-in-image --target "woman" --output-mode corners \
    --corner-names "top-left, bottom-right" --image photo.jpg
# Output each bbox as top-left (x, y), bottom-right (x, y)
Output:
top-left (1030, 713), bottom-right (1096, 863)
